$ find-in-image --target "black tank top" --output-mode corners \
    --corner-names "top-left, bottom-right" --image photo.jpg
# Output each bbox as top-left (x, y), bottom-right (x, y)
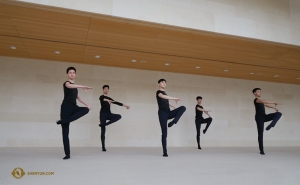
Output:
top-left (195, 105), bottom-right (203, 119)
top-left (156, 90), bottom-right (170, 111)
top-left (254, 98), bottom-right (265, 116)
top-left (62, 81), bottom-right (78, 105)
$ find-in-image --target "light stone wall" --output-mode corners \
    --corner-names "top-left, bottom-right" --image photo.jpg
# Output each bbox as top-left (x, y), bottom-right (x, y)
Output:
top-left (18, 0), bottom-right (300, 46)
top-left (0, 56), bottom-right (300, 147)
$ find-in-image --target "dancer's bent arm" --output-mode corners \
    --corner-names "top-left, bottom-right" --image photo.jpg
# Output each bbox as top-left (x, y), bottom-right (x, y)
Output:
top-left (204, 111), bottom-right (212, 118)
top-left (104, 97), bottom-right (130, 109)
top-left (255, 99), bottom-right (279, 105)
top-left (158, 93), bottom-right (181, 102)
top-left (197, 107), bottom-right (212, 117)
top-left (77, 95), bottom-right (91, 110)
top-left (197, 107), bottom-right (211, 112)
top-left (264, 104), bottom-right (279, 112)
top-left (169, 103), bottom-right (176, 109)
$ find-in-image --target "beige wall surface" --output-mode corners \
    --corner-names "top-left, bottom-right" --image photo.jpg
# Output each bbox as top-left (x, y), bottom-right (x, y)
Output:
top-left (18, 0), bottom-right (300, 46)
top-left (0, 56), bottom-right (300, 147)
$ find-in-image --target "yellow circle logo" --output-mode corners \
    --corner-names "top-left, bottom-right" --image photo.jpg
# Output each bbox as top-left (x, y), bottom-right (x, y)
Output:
top-left (11, 167), bottom-right (25, 179)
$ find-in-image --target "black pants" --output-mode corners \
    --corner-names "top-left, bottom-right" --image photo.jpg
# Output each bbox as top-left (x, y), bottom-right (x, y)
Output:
top-left (255, 112), bottom-right (282, 152)
top-left (60, 103), bottom-right (89, 156)
top-left (195, 117), bottom-right (212, 147)
top-left (99, 112), bottom-right (122, 149)
top-left (158, 106), bottom-right (186, 155)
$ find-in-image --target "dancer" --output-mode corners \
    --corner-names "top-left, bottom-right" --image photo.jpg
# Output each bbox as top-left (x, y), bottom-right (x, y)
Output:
top-left (195, 96), bottom-right (213, 149)
top-left (56, 67), bottom-right (92, 160)
top-left (99, 85), bottom-right (130, 152)
top-left (253, 88), bottom-right (282, 155)
top-left (156, 79), bottom-right (186, 157)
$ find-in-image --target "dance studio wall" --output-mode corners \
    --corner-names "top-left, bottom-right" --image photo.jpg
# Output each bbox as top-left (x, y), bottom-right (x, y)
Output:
top-left (20, 0), bottom-right (300, 46)
top-left (0, 56), bottom-right (300, 147)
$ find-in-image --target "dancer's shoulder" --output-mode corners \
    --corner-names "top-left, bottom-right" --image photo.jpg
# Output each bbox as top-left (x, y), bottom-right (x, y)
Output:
top-left (196, 105), bottom-right (203, 109)
top-left (157, 90), bottom-right (166, 94)
top-left (64, 81), bottom-right (74, 85)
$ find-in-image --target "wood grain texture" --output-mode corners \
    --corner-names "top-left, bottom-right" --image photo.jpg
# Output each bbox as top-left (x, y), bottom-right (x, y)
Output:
top-left (0, 0), bottom-right (299, 84)
top-left (0, 35), bottom-right (29, 58)
top-left (0, 4), bottom-right (19, 36)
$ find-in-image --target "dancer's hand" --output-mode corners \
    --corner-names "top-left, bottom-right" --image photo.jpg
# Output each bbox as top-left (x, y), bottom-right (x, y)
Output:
top-left (125, 105), bottom-right (130, 109)
top-left (87, 105), bottom-right (91, 110)
top-left (174, 98), bottom-right (181, 104)
top-left (107, 100), bottom-right (114, 104)
top-left (82, 86), bottom-right (92, 93)
top-left (274, 107), bottom-right (279, 112)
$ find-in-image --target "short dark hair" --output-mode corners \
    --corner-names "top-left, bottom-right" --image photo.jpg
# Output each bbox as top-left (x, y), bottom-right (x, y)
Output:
top-left (66, 67), bottom-right (76, 74)
top-left (252, 88), bottom-right (261, 94)
top-left (196, 96), bottom-right (202, 100)
top-left (103, 85), bottom-right (109, 89)
top-left (158, 79), bottom-right (166, 83)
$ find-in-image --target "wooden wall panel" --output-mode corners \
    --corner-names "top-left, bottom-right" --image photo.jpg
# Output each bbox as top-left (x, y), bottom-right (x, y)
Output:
top-left (22, 38), bottom-right (85, 63)
top-left (83, 46), bottom-right (140, 67)
top-left (0, 35), bottom-right (29, 58)
top-left (0, 3), bottom-right (19, 36)
top-left (4, 4), bottom-right (90, 44)
top-left (0, 0), bottom-right (299, 84)
top-left (4, 4), bottom-right (90, 28)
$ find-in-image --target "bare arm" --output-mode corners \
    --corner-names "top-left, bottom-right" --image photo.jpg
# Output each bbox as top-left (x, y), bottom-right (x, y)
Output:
top-left (122, 104), bottom-right (130, 109)
top-left (103, 98), bottom-right (115, 104)
top-left (104, 98), bottom-right (130, 109)
top-left (77, 95), bottom-right (91, 110)
top-left (256, 98), bottom-right (278, 105)
top-left (169, 103), bottom-right (176, 109)
top-left (197, 107), bottom-right (212, 117)
top-left (158, 93), bottom-right (181, 103)
top-left (264, 104), bottom-right (279, 112)
top-left (65, 82), bottom-right (92, 92)
top-left (204, 111), bottom-right (211, 117)
top-left (256, 99), bottom-right (280, 111)
top-left (197, 107), bottom-right (211, 112)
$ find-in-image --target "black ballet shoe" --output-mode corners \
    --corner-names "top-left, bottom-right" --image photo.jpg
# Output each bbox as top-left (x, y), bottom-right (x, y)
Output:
top-left (56, 120), bottom-right (62, 125)
top-left (260, 151), bottom-right (265, 155)
top-left (266, 125), bottom-right (272, 131)
top-left (163, 154), bottom-right (168, 157)
top-left (63, 156), bottom-right (70, 160)
top-left (102, 148), bottom-right (106, 152)
top-left (168, 121), bottom-right (175, 128)
top-left (203, 129), bottom-right (207, 134)
top-left (198, 146), bottom-right (202, 150)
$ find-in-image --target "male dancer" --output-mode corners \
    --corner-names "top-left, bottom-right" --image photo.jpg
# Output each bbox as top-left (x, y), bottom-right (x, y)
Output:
top-left (253, 88), bottom-right (282, 155)
top-left (156, 79), bottom-right (186, 157)
top-left (99, 85), bottom-right (130, 152)
top-left (56, 67), bottom-right (92, 160)
top-left (195, 96), bottom-right (213, 149)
